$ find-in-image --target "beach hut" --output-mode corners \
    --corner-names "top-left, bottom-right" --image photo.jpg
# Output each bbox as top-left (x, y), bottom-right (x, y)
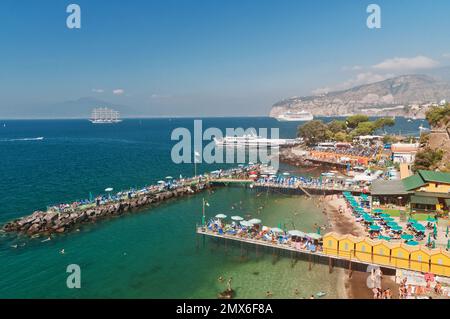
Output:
top-left (338, 234), bottom-right (360, 259)
top-left (410, 247), bottom-right (432, 273)
top-left (323, 232), bottom-right (341, 256)
top-left (429, 248), bottom-right (450, 277)
top-left (372, 241), bottom-right (394, 266)
top-left (390, 244), bottom-right (414, 269)
top-left (355, 238), bottom-right (377, 263)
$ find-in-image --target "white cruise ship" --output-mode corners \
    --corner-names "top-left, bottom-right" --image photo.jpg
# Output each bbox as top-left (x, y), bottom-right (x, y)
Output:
top-left (90, 107), bottom-right (122, 124)
top-left (214, 133), bottom-right (301, 147)
top-left (275, 110), bottom-right (313, 122)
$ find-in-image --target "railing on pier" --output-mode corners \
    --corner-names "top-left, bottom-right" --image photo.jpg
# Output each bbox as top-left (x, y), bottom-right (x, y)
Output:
top-left (196, 227), bottom-right (450, 278)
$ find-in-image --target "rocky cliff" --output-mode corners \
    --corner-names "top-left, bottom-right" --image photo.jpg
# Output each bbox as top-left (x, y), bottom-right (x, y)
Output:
top-left (270, 75), bottom-right (450, 118)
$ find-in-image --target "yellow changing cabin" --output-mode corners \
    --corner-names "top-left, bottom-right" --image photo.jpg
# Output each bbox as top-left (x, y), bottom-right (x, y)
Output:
top-left (410, 247), bottom-right (431, 273)
top-left (338, 235), bottom-right (361, 259)
top-left (355, 238), bottom-right (376, 263)
top-left (390, 244), bottom-right (414, 269)
top-left (323, 232), bottom-right (341, 256)
top-left (372, 241), bottom-right (394, 266)
top-left (429, 248), bottom-right (450, 277)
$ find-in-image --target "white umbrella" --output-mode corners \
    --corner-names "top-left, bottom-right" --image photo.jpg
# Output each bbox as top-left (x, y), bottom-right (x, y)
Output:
top-left (240, 221), bottom-right (254, 227)
top-left (248, 162), bottom-right (255, 165)
top-left (270, 227), bottom-right (284, 233)
top-left (231, 216), bottom-right (243, 221)
top-left (306, 233), bottom-right (322, 240)
top-left (157, 181), bottom-right (165, 184)
top-left (215, 214), bottom-right (227, 219)
top-left (288, 230), bottom-right (306, 237)
top-left (248, 218), bottom-right (262, 224)
top-left (105, 187), bottom-right (113, 192)
top-left (249, 174), bottom-right (258, 178)
top-left (282, 172), bottom-right (290, 176)
top-left (165, 176), bottom-right (173, 179)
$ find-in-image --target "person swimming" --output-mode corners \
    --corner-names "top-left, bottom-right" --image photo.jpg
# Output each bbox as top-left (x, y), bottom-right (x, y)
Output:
top-left (60, 249), bottom-right (65, 254)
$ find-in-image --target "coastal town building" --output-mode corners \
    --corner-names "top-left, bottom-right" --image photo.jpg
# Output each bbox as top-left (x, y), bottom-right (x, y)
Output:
top-left (391, 143), bottom-right (420, 164)
top-left (370, 170), bottom-right (450, 214)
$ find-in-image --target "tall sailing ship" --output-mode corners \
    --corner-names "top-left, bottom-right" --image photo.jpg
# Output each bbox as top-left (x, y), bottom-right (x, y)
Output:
top-left (90, 107), bottom-right (122, 124)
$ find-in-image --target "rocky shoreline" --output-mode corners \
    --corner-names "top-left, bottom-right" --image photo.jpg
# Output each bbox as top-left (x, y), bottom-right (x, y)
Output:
top-left (2, 183), bottom-right (210, 236)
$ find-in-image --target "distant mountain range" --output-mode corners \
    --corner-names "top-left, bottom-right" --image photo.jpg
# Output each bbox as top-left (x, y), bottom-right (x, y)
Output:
top-left (270, 74), bottom-right (450, 119)
top-left (1, 97), bottom-right (138, 119)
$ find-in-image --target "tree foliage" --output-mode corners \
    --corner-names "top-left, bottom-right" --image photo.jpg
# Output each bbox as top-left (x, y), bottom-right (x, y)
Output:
top-left (426, 104), bottom-right (450, 128)
top-left (413, 148), bottom-right (444, 171)
top-left (346, 115), bottom-right (369, 129)
top-left (327, 120), bottom-right (347, 133)
top-left (297, 120), bottom-right (332, 145)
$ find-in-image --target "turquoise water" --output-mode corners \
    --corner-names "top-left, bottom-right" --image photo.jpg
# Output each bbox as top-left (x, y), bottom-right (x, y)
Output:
top-left (0, 117), bottom-right (425, 298)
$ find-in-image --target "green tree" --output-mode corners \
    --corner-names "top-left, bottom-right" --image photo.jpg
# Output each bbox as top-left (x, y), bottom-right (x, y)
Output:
top-left (426, 104), bottom-right (450, 127)
top-left (413, 148), bottom-right (444, 171)
top-left (346, 115), bottom-right (369, 129)
top-left (373, 117), bottom-right (395, 130)
top-left (327, 120), bottom-right (347, 134)
top-left (353, 121), bottom-right (376, 136)
top-left (297, 120), bottom-right (332, 146)
top-left (334, 131), bottom-right (348, 142)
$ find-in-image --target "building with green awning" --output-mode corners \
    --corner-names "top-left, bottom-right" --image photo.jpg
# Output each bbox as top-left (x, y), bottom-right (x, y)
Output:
top-left (369, 170), bottom-right (450, 213)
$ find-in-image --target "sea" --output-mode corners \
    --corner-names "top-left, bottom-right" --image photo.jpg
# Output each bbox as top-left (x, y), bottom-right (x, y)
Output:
top-left (0, 117), bottom-right (427, 298)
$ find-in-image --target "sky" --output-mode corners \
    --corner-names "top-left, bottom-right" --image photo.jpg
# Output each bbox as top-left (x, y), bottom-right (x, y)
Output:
top-left (1, 0), bottom-right (450, 117)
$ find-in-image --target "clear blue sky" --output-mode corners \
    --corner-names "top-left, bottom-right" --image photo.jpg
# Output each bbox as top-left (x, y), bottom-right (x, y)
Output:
top-left (1, 0), bottom-right (450, 117)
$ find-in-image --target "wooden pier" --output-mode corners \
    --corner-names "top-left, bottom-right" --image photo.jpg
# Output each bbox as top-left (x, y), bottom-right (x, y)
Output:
top-left (196, 227), bottom-right (398, 276)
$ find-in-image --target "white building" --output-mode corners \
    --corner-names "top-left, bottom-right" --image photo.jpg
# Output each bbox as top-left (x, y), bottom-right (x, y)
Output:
top-left (391, 143), bottom-right (419, 164)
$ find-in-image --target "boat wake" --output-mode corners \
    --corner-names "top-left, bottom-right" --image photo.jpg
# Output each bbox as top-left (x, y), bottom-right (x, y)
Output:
top-left (0, 137), bottom-right (44, 142)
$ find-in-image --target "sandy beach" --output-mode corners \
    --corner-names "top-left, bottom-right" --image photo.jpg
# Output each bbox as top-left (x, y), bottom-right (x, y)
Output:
top-left (322, 195), bottom-right (399, 299)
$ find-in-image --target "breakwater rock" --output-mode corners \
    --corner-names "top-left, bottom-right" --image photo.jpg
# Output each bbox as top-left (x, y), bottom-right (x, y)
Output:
top-left (2, 184), bottom-right (209, 236)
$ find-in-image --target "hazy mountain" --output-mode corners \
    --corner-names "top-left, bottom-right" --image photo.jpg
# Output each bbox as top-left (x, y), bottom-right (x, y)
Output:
top-left (1, 97), bottom-right (137, 119)
top-left (270, 74), bottom-right (450, 118)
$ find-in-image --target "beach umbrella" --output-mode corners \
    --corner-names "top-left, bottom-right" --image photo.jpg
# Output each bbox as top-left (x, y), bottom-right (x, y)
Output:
top-left (157, 180), bottom-right (165, 184)
top-left (105, 187), bottom-right (113, 192)
top-left (401, 234), bottom-right (414, 240)
top-left (408, 218), bottom-right (418, 224)
top-left (446, 226), bottom-right (449, 237)
top-left (373, 209), bottom-right (384, 213)
top-left (378, 235), bottom-right (391, 241)
top-left (165, 176), bottom-right (173, 179)
top-left (391, 225), bottom-right (403, 232)
top-left (249, 174), bottom-right (258, 178)
top-left (384, 217), bottom-right (394, 222)
top-left (426, 216), bottom-right (437, 223)
top-left (270, 227), bottom-right (284, 233)
top-left (240, 221), bottom-right (253, 227)
top-left (248, 218), bottom-right (262, 224)
top-left (380, 213), bottom-right (391, 218)
top-left (427, 233), bottom-right (432, 246)
top-left (306, 233), bottom-right (322, 240)
top-left (406, 240), bottom-right (419, 246)
top-left (387, 222), bottom-right (398, 228)
top-left (282, 172), bottom-right (290, 176)
top-left (288, 230), bottom-right (306, 237)
top-left (447, 239), bottom-right (450, 250)
top-left (413, 223), bottom-right (426, 232)
top-left (215, 214), bottom-right (227, 219)
top-left (231, 216), bottom-right (243, 221)
top-left (369, 225), bottom-right (381, 231)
